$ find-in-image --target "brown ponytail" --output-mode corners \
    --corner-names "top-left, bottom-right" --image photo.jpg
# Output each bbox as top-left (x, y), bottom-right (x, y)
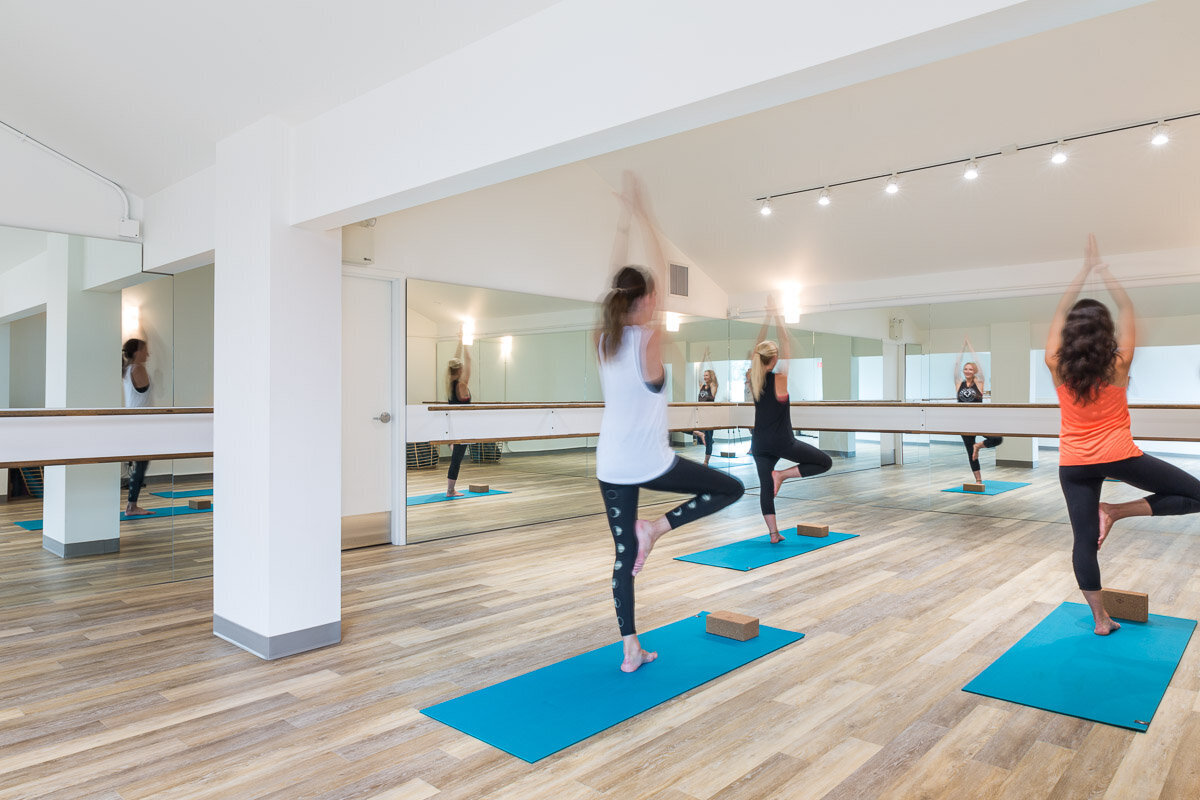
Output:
top-left (600, 266), bottom-right (654, 360)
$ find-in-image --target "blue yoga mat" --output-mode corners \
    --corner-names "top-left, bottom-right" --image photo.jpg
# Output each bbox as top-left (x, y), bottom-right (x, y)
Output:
top-left (406, 488), bottom-right (510, 506)
top-left (963, 602), bottom-right (1196, 731)
top-left (13, 504), bottom-right (214, 531)
top-left (675, 529), bottom-right (858, 571)
top-left (942, 480), bottom-right (1030, 496)
top-left (422, 612), bottom-right (804, 762)
top-left (150, 489), bottom-right (213, 498)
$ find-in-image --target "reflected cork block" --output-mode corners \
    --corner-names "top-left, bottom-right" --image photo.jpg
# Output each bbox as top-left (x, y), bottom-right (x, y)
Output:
top-left (963, 482), bottom-right (985, 493)
top-left (1102, 588), bottom-right (1149, 622)
top-left (188, 499), bottom-right (211, 510)
top-left (705, 611), bottom-right (759, 641)
top-left (794, 523), bottom-right (829, 538)
top-left (721, 451), bottom-right (737, 458)
top-left (468, 484), bottom-right (489, 494)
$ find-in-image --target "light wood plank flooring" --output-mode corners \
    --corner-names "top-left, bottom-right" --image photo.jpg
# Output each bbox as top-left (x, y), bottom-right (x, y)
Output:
top-left (2, 448), bottom-right (1200, 798)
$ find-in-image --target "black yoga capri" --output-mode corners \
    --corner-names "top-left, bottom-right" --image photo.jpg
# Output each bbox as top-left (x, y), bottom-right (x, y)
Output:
top-left (447, 443), bottom-right (468, 481)
top-left (753, 438), bottom-right (832, 516)
top-left (599, 457), bottom-right (745, 636)
top-left (961, 435), bottom-right (1003, 473)
top-left (1060, 454), bottom-right (1200, 591)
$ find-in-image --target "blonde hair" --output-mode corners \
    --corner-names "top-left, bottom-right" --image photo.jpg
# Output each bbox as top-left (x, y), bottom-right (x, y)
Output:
top-left (703, 369), bottom-right (718, 391)
top-left (446, 357), bottom-right (464, 400)
top-left (749, 340), bottom-right (778, 401)
top-left (963, 361), bottom-right (978, 377)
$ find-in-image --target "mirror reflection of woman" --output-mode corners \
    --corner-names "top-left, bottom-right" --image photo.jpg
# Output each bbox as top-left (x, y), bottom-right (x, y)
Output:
top-left (122, 338), bottom-right (153, 517)
top-left (1048, 234), bottom-right (1200, 635)
top-left (595, 173), bottom-right (744, 673)
top-left (691, 348), bottom-right (718, 466)
top-left (749, 298), bottom-right (832, 543)
top-left (444, 333), bottom-right (472, 497)
top-left (954, 337), bottom-right (1002, 482)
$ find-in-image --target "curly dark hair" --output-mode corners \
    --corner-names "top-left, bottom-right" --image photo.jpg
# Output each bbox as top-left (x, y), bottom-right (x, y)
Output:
top-left (1056, 298), bottom-right (1118, 403)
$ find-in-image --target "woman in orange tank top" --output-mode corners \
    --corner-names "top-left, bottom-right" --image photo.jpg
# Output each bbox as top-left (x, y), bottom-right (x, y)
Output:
top-left (1047, 235), bottom-right (1200, 635)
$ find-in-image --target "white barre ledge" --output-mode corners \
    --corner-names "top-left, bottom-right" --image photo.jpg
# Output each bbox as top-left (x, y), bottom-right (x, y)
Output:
top-left (0, 408), bottom-right (213, 468)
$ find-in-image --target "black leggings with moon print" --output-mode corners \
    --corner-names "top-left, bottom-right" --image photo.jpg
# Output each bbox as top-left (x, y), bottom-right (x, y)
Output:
top-left (599, 457), bottom-right (744, 637)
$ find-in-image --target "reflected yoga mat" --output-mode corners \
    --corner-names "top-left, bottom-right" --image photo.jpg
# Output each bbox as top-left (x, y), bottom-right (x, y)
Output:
top-left (963, 602), bottom-right (1196, 731)
top-left (422, 612), bottom-right (804, 762)
top-left (13, 504), bottom-right (214, 531)
top-left (150, 489), bottom-right (213, 498)
top-left (941, 480), bottom-right (1030, 496)
top-left (675, 529), bottom-right (858, 571)
top-left (406, 489), bottom-right (510, 506)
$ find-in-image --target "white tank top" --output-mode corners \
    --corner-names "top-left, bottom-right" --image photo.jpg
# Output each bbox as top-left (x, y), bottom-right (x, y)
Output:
top-left (596, 326), bottom-right (675, 484)
top-left (123, 366), bottom-right (151, 408)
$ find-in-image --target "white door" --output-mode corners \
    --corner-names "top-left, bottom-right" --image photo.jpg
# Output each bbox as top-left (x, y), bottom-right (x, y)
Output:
top-left (342, 275), bottom-right (394, 548)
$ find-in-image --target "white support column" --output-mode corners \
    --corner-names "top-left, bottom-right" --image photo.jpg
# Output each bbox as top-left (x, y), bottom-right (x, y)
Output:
top-left (42, 234), bottom-right (122, 557)
top-left (881, 342), bottom-right (903, 466)
top-left (816, 333), bottom-right (854, 457)
top-left (390, 278), bottom-right (407, 546)
top-left (990, 321), bottom-right (1037, 467)
top-left (213, 117), bottom-right (342, 660)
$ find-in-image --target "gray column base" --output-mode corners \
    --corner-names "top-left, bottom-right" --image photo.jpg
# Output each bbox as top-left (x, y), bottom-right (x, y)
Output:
top-left (996, 459), bottom-right (1037, 469)
top-left (42, 536), bottom-right (120, 558)
top-left (826, 450), bottom-right (856, 458)
top-left (213, 614), bottom-right (341, 660)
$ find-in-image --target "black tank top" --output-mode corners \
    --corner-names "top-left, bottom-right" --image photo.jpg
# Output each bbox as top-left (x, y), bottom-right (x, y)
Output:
top-left (751, 372), bottom-right (792, 454)
top-left (449, 378), bottom-right (470, 405)
top-left (957, 380), bottom-right (982, 403)
top-left (698, 383), bottom-right (715, 403)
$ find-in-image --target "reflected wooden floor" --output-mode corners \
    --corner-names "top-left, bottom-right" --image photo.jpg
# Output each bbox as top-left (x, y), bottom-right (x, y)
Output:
top-left (3, 454), bottom-right (1200, 798)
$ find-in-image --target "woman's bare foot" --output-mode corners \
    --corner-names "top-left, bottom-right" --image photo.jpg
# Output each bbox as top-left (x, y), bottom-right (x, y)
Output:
top-left (125, 505), bottom-right (151, 517)
top-left (972, 441), bottom-right (984, 462)
top-left (632, 518), bottom-right (668, 576)
top-left (769, 530), bottom-right (784, 544)
top-left (446, 490), bottom-right (464, 498)
top-left (1095, 617), bottom-right (1122, 636)
top-left (772, 470), bottom-right (786, 497)
top-left (621, 646), bottom-right (658, 673)
top-left (1098, 503), bottom-right (1116, 548)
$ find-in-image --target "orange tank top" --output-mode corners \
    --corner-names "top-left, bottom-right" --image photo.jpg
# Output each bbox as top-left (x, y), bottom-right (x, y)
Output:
top-left (1056, 382), bottom-right (1142, 466)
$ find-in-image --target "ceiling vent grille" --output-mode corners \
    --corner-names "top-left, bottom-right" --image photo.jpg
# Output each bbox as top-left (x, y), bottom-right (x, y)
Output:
top-left (669, 263), bottom-right (689, 297)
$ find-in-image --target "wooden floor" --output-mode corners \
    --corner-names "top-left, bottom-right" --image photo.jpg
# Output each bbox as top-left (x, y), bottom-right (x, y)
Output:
top-left (3, 445), bottom-right (1200, 797)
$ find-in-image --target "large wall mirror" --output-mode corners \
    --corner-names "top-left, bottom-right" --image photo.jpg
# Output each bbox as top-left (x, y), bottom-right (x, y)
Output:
top-left (0, 223), bottom-right (214, 602)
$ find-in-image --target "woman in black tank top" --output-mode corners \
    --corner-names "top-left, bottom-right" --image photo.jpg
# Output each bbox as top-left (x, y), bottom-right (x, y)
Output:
top-left (954, 337), bottom-right (1002, 481)
top-left (444, 332), bottom-right (472, 496)
top-left (691, 348), bottom-right (718, 465)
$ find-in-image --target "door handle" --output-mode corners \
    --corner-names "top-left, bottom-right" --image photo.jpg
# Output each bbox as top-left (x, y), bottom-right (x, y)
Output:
top-left (373, 411), bottom-right (392, 423)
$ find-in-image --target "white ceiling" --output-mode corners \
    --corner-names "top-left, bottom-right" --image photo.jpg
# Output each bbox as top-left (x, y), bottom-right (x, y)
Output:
top-left (585, 0), bottom-right (1200, 294)
top-left (0, 0), bottom-right (561, 197)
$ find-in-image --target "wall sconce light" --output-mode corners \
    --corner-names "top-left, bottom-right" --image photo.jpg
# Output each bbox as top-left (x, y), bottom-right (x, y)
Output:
top-left (122, 304), bottom-right (140, 339)
top-left (665, 312), bottom-right (681, 332)
top-left (780, 284), bottom-right (801, 324)
top-left (501, 335), bottom-right (513, 360)
top-left (462, 317), bottom-right (475, 346)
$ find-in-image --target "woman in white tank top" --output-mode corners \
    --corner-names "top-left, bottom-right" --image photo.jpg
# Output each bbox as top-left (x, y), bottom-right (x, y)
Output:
top-left (122, 338), bottom-right (154, 516)
top-left (595, 173), bottom-right (744, 673)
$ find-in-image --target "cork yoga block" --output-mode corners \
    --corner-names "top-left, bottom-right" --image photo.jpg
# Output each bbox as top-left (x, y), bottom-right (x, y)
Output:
top-left (1102, 588), bottom-right (1149, 622)
top-left (187, 499), bottom-right (212, 510)
top-left (794, 523), bottom-right (829, 538)
top-left (963, 482), bottom-right (986, 493)
top-left (706, 611), bottom-right (759, 641)
top-left (721, 451), bottom-right (737, 458)
top-left (468, 484), bottom-right (490, 494)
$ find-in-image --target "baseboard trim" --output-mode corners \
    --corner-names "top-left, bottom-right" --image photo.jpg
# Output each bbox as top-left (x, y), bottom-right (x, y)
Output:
top-left (42, 536), bottom-right (120, 558)
top-left (996, 459), bottom-right (1037, 468)
top-left (213, 615), bottom-right (341, 660)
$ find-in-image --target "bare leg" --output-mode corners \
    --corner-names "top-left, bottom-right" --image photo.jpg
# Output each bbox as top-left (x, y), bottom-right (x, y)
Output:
top-left (764, 513), bottom-right (783, 544)
top-left (632, 516), bottom-right (672, 576)
top-left (1098, 498), bottom-right (1151, 548)
top-left (1081, 589), bottom-right (1121, 636)
top-left (446, 479), bottom-right (463, 498)
top-left (621, 633), bottom-right (658, 673)
top-left (972, 441), bottom-right (984, 463)
top-left (772, 465), bottom-right (800, 497)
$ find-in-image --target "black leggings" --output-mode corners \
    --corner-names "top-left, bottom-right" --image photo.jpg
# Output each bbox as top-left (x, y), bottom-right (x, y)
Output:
top-left (1060, 454), bottom-right (1200, 591)
top-left (128, 460), bottom-right (149, 505)
top-left (599, 457), bottom-right (744, 636)
top-left (697, 430), bottom-right (714, 458)
top-left (447, 444), bottom-right (468, 481)
top-left (961, 435), bottom-right (1003, 472)
top-left (753, 438), bottom-right (832, 516)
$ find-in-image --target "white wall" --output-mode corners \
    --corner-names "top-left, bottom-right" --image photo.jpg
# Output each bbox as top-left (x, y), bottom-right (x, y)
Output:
top-left (406, 308), bottom-right (437, 404)
top-left (142, 167), bottom-right (216, 273)
top-left (8, 313), bottom-right (46, 408)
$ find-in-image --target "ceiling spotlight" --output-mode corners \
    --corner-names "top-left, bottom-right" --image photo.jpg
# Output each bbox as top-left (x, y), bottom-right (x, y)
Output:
top-left (963, 160), bottom-right (979, 180)
top-left (1050, 141), bottom-right (1068, 164)
top-left (1151, 122), bottom-right (1170, 146)
top-left (759, 198), bottom-right (773, 216)
top-left (884, 175), bottom-right (899, 194)
top-left (817, 188), bottom-right (831, 206)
